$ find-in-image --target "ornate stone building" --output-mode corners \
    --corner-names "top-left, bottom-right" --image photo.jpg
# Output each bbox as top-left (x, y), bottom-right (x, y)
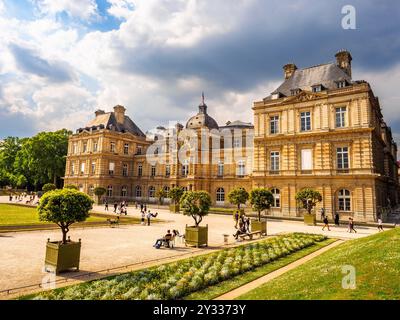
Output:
top-left (64, 50), bottom-right (399, 222)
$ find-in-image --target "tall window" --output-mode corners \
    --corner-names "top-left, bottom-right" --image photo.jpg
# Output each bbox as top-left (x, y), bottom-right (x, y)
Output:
top-left (83, 142), bottom-right (87, 153)
top-left (80, 162), bottom-right (85, 175)
top-left (110, 142), bottom-right (116, 152)
top-left (270, 151), bottom-right (280, 172)
top-left (270, 116), bottom-right (279, 134)
top-left (138, 164), bottom-right (143, 177)
top-left (109, 162), bottom-right (115, 175)
top-left (124, 143), bottom-right (129, 155)
top-left (89, 185), bottom-right (94, 196)
top-left (301, 149), bottom-right (313, 171)
top-left (182, 161), bottom-right (189, 177)
top-left (73, 143), bottom-right (78, 154)
top-left (163, 186), bottom-right (170, 198)
top-left (136, 146), bottom-right (142, 155)
top-left (135, 185), bottom-right (142, 197)
top-left (148, 186), bottom-right (156, 198)
top-left (91, 161), bottom-right (96, 175)
top-left (216, 188), bottom-right (225, 203)
top-left (151, 165), bottom-right (156, 177)
top-left (107, 185), bottom-right (113, 197)
top-left (217, 161), bottom-right (224, 177)
top-left (271, 188), bottom-right (280, 208)
top-left (237, 160), bottom-right (246, 177)
top-left (335, 107), bottom-right (346, 128)
top-left (122, 164), bottom-right (128, 177)
top-left (337, 147), bottom-right (349, 170)
top-left (233, 138), bottom-right (241, 148)
top-left (93, 140), bottom-right (98, 152)
top-left (165, 165), bottom-right (171, 177)
top-left (121, 186), bottom-right (127, 197)
top-left (338, 189), bottom-right (351, 211)
top-left (71, 162), bottom-right (75, 176)
top-left (300, 111), bottom-right (311, 131)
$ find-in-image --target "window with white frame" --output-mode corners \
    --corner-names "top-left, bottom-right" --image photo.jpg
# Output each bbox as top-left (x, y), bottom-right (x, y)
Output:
top-left (110, 142), bottom-right (115, 152)
top-left (165, 164), bottom-right (171, 177)
top-left (163, 186), bottom-right (170, 198)
top-left (71, 162), bottom-right (75, 176)
top-left (138, 163), bottom-right (142, 176)
top-left (270, 151), bottom-right (280, 172)
top-left (136, 146), bottom-right (142, 155)
top-left (80, 162), bottom-right (85, 175)
top-left (217, 161), bottom-right (224, 177)
top-left (109, 162), bottom-right (115, 175)
top-left (83, 141), bottom-right (87, 153)
top-left (270, 116), bottom-right (279, 134)
top-left (93, 140), bottom-right (98, 152)
top-left (135, 185), bottom-right (142, 197)
top-left (148, 186), bottom-right (156, 198)
top-left (151, 165), bottom-right (156, 177)
top-left (337, 147), bottom-right (349, 170)
top-left (122, 164), bottom-right (128, 177)
top-left (182, 161), bottom-right (189, 176)
top-left (237, 160), bottom-right (246, 176)
top-left (107, 185), bottom-right (113, 197)
top-left (338, 189), bottom-right (351, 211)
top-left (216, 188), bottom-right (225, 203)
top-left (301, 149), bottom-right (313, 170)
top-left (233, 138), bottom-right (241, 148)
top-left (271, 188), bottom-right (280, 208)
top-left (300, 111), bottom-right (311, 131)
top-left (73, 142), bottom-right (78, 154)
top-left (124, 143), bottom-right (129, 155)
top-left (121, 186), bottom-right (128, 197)
top-left (91, 161), bottom-right (96, 175)
top-left (335, 107), bottom-right (346, 128)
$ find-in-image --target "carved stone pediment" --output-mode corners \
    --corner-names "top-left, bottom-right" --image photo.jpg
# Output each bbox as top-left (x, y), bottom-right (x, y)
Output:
top-left (284, 91), bottom-right (326, 103)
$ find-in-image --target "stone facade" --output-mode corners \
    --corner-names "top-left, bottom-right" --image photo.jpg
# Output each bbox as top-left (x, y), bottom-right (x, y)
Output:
top-left (64, 51), bottom-right (399, 222)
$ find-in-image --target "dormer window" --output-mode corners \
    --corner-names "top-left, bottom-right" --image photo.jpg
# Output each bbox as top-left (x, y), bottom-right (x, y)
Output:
top-left (271, 91), bottom-right (285, 100)
top-left (311, 84), bottom-right (324, 93)
top-left (336, 80), bottom-right (348, 88)
top-left (290, 88), bottom-right (302, 96)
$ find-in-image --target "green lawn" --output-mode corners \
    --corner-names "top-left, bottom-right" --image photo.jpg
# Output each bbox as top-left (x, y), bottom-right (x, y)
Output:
top-left (184, 238), bottom-right (335, 300)
top-left (0, 203), bottom-right (104, 226)
top-left (238, 228), bottom-right (400, 300)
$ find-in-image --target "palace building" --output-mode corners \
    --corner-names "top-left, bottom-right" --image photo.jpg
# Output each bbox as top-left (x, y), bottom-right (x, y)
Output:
top-left (64, 50), bottom-right (399, 222)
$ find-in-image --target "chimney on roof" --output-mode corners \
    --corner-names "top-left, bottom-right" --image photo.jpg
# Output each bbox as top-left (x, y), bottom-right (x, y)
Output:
top-left (95, 109), bottom-right (105, 117)
top-left (283, 63), bottom-right (297, 79)
top-left (113, 105), bottom-right (126, 124)
top-left (335, 49), bottom-right (352, 78)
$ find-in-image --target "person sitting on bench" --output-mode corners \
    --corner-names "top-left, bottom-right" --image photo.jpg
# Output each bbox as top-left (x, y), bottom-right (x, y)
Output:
top-left (233, 222), bottom-right (248, 240)
top-left (153, 230), bottom-right (172, 248)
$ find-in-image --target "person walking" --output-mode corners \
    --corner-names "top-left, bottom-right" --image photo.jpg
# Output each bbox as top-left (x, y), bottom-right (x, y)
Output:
top-left (140, 203), bottom-right (144, 211)
top-left (144, 203), bottom-right (147, 212)
top-left (377, 216), bottom-right (384, 232)
top-left (141, 210), bottom-right (145, 225)
top-left (334, 212), bottom-right (340, 226)
top-left (113, 202), bottom-right (118, 213)
top-left (104, 199), bottom-right (108, 211)
top-left (348, 217), bottom-right (357, 233)
top-left (322, 216), bottom-right (330, 231)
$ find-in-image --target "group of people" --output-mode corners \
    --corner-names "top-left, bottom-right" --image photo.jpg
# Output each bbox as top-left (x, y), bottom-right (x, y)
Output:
top-left (233, 211), bottom-right (251, 240)
top-left (153, 229), bottom-right (182, 248)
top-left (9, 193), bottom-right (39, 205)
top-left (104, 200), bottom-right (128, 215)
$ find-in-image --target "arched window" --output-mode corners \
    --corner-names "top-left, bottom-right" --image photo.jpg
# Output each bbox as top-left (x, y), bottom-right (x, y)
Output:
top-left (148, 186), bottom-right (156, 198)
top-left (216, 188), bottom-right (225, 203)
top-left (271, 188), bottom-right (280, 208)
top-left (338, 189), bottom-right (351, 211)
top-left (88, 185), bottom-right (94, 196)
top-left (121, 186), bottom-right (128, 197)
top-left (107, 185), bottom-right (113, 197)
top-left (135, 185), bottom-right (142, 198)
top-left (163, 186), bottom-right (170, 198)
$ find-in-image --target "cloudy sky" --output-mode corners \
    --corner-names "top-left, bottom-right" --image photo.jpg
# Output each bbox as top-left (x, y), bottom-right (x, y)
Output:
top-left (0, 0), bottom-right (399, 147)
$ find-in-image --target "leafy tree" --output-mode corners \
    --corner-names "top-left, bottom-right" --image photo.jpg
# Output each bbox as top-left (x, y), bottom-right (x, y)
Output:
top-left (64, 184), bottom-right (78, 190)
top-left (93, 187), bottom-right (106, 203)
top-left (228, 187), bottom-right (249, 210)
top-left (180, 191), bottom-right (211, 227)
top-left (295, 188), bottom-right (322, 215)
top-left (250, 188), bottom-right (274, 221)
top-left (0, 137), bottom-right (23, 187)
top-left (38, 189), bottom-right (93, 244)
top-left (155, 188), bottom-right (167, 205)
top-left (42, 183), bottom-right (57, 193)
top-left (169, 186), bottom-right (184, 205)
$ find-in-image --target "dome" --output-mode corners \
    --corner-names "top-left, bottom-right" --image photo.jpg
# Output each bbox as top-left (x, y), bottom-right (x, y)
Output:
top-left (186, 102), bottom-right (219, 130)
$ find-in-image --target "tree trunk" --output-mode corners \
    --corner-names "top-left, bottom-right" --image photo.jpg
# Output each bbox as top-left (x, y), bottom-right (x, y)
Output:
top-left (62, 228), bottom-right (68, 244)
top-left (258, 211), bottom-right (261, 222)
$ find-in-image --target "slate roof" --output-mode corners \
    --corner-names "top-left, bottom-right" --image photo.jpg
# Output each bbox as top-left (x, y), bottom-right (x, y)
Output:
top-left (268, 63), bottom-right (352, 99)
top-left (220, 120), bottom-right (254, 129)
top-left (81, 112), bottom-right (146, 137)
top-left (186, 103), bottom-right (219, 130)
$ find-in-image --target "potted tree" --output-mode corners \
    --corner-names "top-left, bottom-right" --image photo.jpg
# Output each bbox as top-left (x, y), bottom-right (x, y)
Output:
top-left (295, 188), bottom-right (322, 226)
top-left (93, 186), bottom-right (106, 205)
top-left (169, 186), bottom-right (184, 213)
top-left (228, 187), bottom-right (249, 218)
top-left (155, 188), bottom-right (167, 206)
top-left (180, 190), bottom-right (211, 247)
top-left (38, 189), bottom-right (93, 274)
top-left (249, 188), bottom-right (274, 235)
top-left (42, 183), bottom-right (56, 193)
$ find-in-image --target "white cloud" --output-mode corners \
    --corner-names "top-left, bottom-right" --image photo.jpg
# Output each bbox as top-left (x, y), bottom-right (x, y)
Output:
top-left (34, 0), bottom-right (98, 20)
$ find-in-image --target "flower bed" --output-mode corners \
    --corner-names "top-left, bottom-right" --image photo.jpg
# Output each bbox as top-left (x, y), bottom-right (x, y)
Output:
top-left (31, 233), bottom-right (326, 300)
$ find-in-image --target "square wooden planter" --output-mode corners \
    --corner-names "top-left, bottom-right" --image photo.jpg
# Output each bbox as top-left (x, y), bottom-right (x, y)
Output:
top-left (185, 225), bottom-right (208, 247)
top-left (304, 213), bottom-right (317, 226)
top-left (169, 204), bottom-right (180, 213)
top-left (251, 219), bottom-right (267, 235)
top-left (45, 240), bottom-right (81, 274)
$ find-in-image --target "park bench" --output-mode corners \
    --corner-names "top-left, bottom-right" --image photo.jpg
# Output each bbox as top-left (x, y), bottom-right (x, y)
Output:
top-left (238, 230), bottom-right (262, 241)
top-left (161, 234), bottom-right (176, 248)
top-left (107, 217), bottom-right (120, 227)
